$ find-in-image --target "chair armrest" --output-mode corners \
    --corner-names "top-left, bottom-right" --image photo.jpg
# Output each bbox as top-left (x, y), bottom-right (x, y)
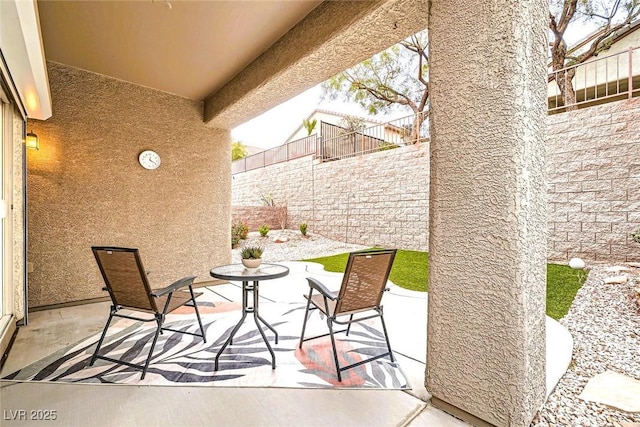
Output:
top-left (151, 275), bottom-right (197, 298)
top-left (306, 277), bottom-right (337, 300)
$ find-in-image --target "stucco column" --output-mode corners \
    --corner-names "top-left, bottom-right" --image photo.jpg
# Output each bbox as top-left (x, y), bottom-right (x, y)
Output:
top-left (427, 1), bottom-right (548, 426)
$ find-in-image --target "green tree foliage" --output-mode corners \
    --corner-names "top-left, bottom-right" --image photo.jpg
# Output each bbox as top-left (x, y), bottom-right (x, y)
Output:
top-left (322, 30), bottom-right (428, 143)
top-left (231, 141), bottom-right (248, 161)
top-left (302, 118), bottom-right (317, 135)
top-left (549, 0), bottom-right (640, 108)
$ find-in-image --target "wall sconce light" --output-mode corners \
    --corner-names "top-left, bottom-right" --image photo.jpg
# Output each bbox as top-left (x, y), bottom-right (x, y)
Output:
top-left (25, 130), bottom-right (39, 150)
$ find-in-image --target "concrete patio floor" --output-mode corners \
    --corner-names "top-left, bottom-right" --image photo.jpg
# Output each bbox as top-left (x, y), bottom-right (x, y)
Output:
top-left (0, 261), bottom-right (571, 426)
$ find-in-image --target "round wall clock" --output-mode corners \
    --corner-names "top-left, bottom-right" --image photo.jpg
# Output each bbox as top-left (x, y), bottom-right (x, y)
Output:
top-left (138, 150), bottom-right (161, 170)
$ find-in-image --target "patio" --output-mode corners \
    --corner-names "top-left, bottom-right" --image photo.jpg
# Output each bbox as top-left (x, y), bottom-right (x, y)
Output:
top-left (0, 260), bottom-right (572, 426)
top-left (2, 1), bottom-right (554, 424)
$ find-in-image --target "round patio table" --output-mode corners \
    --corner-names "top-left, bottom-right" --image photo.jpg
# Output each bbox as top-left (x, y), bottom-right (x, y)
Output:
top-left (209, 263), bottom-right (289, 370)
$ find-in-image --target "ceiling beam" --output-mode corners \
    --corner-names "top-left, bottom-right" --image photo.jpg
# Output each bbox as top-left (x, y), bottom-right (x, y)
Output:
top-left (203, 0), bottom-right (428, 130)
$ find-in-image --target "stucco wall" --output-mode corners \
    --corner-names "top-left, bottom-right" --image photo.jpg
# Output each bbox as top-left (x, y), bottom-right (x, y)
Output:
top-left (12, 105), bottom-right (25, 319)
top-left (427, 0), bottom-right (548, 424)
top-left (547, 97), bottom-right (640, 263)
top-left (26, 62), bottom-right (231, 308)
top-left (232, 143), bottom-right (429, 251)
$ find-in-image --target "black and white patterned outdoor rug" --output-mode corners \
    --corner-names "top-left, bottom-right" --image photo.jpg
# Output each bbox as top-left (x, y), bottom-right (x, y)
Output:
top-left (3, 301), bottom-right (409, 389)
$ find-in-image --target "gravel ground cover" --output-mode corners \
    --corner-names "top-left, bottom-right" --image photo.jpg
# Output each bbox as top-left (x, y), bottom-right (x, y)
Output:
top-left (231, 229), bottom-right (368, 263)
top-left (233, 231), bottom-right (640, 425)
top-left (532, 264), bottom-right (640, 426)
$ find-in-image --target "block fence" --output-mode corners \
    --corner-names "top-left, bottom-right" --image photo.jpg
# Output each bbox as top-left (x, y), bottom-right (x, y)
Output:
top-left (232, 98), bottom-right (640, 263)
top-left (232, 142), bottom-right (429, 251)
top-left (547, 98), bottom-right (640, 263)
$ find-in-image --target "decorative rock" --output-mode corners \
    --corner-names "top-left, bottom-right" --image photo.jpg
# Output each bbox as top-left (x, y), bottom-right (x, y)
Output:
top-left (578, 370), bottom-right (640, 412)
top-left (605, 266), bottom-right (632, 273)
top-left (569, 257), bottom-right (586, 270)
top-left (532, 265), bottom-right (640, 426)
top-left (604, 276), bottom-right (628, 284)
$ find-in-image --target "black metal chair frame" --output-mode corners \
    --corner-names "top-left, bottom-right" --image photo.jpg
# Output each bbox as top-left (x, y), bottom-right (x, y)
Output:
top-left (298, 248), bottom-right (397, 381)
top-left (90, 246), bottom-right (206, 379)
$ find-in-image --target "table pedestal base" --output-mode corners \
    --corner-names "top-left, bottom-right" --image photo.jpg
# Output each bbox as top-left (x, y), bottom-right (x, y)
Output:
top-left (214, 280), bottom-right (278, 370)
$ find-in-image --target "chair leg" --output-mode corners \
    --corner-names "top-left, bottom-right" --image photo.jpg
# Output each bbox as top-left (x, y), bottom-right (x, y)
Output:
top-left (379, 311), bottom-right (394, 363)
top-left (189, 285), bottom-right (207, 343)
top-left (345, 314), bottom-right (354, 336)
top-left (141, 315), bottom-right (164, 380)
top-left (327, 317), bottom-right (342, 382)
top-left (90, 307), bottom-right (116, 366)
top-left (298, 290), bottom-right (314, 349)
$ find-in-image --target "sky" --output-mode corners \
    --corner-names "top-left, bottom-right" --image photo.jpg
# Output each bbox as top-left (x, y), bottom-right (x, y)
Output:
top-left (231, 84), bottom-right (376, 149)
top-left (231, 19), bottom-right (601, 150)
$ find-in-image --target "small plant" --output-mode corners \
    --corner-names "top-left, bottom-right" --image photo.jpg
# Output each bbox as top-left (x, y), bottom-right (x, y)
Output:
top-left (258, 224), bottom-right (270, 237)
top-left (260, 193), bottom-right (276, 207)
top-left (299, 223), bottom-right (308, 236)
top-left (632, 227), bottom-right (640, 244)
top-left (241, 246), bottom-right (264, 259)
top-left (231, 220), bottom-right (249, 248)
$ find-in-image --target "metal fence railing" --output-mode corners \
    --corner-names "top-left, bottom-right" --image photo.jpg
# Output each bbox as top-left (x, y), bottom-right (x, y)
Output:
top-left (548, 46), bottom-right (640, 113)
top-left (232, 111), bottom-right (429, 173)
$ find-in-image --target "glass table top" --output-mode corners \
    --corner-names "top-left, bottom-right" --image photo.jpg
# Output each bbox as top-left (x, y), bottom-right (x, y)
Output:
top-left (209, 263), bottom-right (289, 281)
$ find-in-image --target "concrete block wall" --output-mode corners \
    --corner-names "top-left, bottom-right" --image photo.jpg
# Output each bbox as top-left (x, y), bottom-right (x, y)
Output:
top-left (232, 143), bottom-right (429, 251)
top-left (231, 206), bottom-right (287, 231)
top-left (547, 98), bottom-right (640, 263)
top-left (233, 98), bottom-right (640, 262)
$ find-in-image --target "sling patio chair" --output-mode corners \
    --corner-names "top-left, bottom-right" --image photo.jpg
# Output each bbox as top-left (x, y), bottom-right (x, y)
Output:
top-left (90, 246), bottom-right (206, 379)
top-left (298, 248), bottom-right (397, 381)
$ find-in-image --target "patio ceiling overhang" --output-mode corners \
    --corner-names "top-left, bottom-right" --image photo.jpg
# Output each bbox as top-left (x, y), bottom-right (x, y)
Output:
top-left (35, 0), bottom-right (429, 130)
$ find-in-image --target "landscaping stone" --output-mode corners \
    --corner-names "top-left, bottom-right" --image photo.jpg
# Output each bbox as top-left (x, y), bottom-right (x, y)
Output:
top-left (231, 229), bottom-right (367, 263)
top-left (531, 266), bottom-right (640, 426)
top-left (604, 276), bottom-right (628, 284)
top-left (606, 266), bottom-right (633, 273)
top-left (578, 370), bottom-right (640, 413)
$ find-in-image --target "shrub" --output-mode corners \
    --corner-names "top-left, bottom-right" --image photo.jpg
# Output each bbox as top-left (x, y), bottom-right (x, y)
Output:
top-left (632, 227), bottom-right (640, 244)
top-left (231, 220), bottom-right (249, 248)
top-left (299, 223), bottom-right (308, 236)
top-left (241, 246), bottom-right (264, 259)
top-left (260, 194), bottom-right (276, 207)
top-left (258, 224), bottom-right (270, 237)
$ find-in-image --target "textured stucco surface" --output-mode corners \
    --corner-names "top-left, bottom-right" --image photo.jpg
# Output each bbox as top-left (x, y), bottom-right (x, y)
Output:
top-left (205, 0), bottom-right (429, 129)
top-left (547, 98), bottom-right (640, 263)
top-left (428, 1), bottom-right (548, 425)
top-left (232, 143), bottom-right (430, 251)
top-left (12, 105), bottom-right (25, 320)
top-left (26, 63), bottom-right (231, 308)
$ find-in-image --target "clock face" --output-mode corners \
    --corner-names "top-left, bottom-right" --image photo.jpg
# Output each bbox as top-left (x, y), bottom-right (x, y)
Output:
top-left (138, 150), bottom-right (161, 170)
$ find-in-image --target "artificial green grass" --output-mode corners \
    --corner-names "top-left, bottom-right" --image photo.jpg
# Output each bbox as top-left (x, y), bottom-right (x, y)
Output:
top-left (303, 250), bottom-right (586, 320)
top-left (546, 263), bottom-right (586, 320)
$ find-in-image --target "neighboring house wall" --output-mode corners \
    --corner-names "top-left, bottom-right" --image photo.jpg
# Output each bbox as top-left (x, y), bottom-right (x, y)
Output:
top-left (286, 110), bottom-right (388, 143)
top-left (548, 26), bottom-right (640, 99)
top-left (547, 97), bottom-right (640, 263)
top-left (26, 62), bottom-right (231, 308)
top-left (232, 143), bottom-right (430, 251)
top-left (233, 98), bottom-right (640, 263)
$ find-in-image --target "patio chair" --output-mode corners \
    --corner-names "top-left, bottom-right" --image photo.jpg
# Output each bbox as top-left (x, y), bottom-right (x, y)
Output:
top-left (90, 246), bottom-right (206, 379)
top-left (298, 248), bottom-right (397, 381)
